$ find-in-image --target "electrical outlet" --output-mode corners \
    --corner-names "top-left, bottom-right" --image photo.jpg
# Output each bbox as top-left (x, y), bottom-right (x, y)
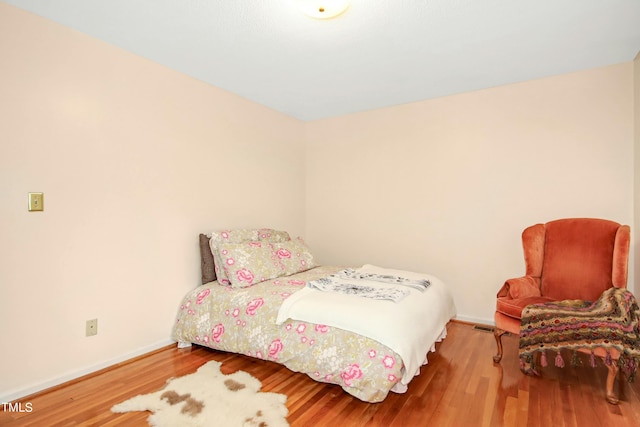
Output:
top-left (86, 319), bottom-right (98, 337)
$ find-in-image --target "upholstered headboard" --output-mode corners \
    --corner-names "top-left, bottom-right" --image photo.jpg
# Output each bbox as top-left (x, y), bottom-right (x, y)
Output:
top-left (199, 233), bottom-right (216, 284)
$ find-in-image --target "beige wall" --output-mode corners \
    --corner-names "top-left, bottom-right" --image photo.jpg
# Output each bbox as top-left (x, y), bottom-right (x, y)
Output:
top-left (1, 2), bottom-right (637, 402)
top-left (0, 4), bottom-right (305, 400)
top-left (305, 63), bottom-right (635, 324)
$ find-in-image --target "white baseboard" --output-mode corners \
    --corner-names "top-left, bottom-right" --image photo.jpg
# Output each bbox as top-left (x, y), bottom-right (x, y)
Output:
top-left (453, 314), bottom-right (494, 326)
top-left (1, 339), bottom-right (175, 403)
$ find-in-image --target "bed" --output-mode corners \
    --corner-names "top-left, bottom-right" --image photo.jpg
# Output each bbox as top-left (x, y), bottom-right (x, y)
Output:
top-left (171, 229), bottom-right (457, 402)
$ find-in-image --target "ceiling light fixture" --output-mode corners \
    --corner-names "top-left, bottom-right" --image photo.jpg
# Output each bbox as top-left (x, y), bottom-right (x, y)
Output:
top-left (299, 0), bottom-right (350, 19)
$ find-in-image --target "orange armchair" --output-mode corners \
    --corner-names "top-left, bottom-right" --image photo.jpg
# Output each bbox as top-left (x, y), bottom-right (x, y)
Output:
top-left (493, 218), bottom-right (631, 402)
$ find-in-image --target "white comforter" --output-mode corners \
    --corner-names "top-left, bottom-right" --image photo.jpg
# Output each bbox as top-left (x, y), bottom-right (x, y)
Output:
top-left (276, 264), bottom-right (457, 385)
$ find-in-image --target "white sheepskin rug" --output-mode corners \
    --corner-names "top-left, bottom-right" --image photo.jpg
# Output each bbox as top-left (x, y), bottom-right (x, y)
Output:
top-left (111, 360), bottom-right (289, 427)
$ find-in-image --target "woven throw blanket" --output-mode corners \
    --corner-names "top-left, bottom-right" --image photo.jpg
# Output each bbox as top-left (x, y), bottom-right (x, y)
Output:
top-left (519, 287), bottom-right (640, 381)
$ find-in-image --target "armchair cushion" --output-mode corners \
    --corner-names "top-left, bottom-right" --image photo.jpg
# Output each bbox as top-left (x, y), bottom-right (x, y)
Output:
top-left (497, 276), bottom-right (541, 299)
top-left (496, 295), bottom-right (553, 319)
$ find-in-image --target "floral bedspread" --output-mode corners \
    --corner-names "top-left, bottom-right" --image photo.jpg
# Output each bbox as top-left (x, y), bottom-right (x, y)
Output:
top-left (171, 266), bottom-right (410, 402)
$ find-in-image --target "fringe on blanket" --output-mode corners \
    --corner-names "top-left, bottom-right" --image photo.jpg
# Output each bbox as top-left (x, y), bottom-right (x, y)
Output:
top-left (518, 287), bottom-right (640, 382)
top-left (522, 349), bottom-right (640, 383)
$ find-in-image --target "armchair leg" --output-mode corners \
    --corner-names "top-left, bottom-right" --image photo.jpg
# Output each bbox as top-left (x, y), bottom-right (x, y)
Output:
top-left (493, 328), bottom-right (507, 363)
top-left (605, 362), bottom-right (619, 405)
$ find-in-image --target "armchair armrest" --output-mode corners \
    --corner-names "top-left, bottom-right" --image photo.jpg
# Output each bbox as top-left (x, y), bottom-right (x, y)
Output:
top-left (497, 276), bottom-right (541, 299)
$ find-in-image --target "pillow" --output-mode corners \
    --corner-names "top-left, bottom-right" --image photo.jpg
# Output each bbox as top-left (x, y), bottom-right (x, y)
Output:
top-left (272, 238), bottom-right (318, 276)
top-left (218, 241), bottom-right (282, 288)
top-left (209, 229), bottom-right (260, 285)
top-left (199, 233), bottom-right (216, 284)
top-left (258, 228), bottom-right (291, 243)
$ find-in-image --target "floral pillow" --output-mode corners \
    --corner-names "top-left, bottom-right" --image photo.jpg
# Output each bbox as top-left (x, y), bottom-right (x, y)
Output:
top-left (208, 229), bottom-right (260, 285)
top-left (258, 228), bottom-right (291, 243)
top-left (273, 238), bottom-right (318, 276)
top-left (218, 241), bottom-right (282, 288)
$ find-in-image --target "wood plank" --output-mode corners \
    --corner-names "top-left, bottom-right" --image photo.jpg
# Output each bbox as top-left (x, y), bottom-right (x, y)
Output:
top-left (3, 321), bottom-right (639, 426)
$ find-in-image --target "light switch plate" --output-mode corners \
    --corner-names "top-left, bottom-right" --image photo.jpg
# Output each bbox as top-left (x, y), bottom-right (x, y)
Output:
top-left (28, 192), bottom-right (44, 211)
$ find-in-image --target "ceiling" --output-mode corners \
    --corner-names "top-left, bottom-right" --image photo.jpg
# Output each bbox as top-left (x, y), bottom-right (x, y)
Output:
top-left (4, 0), bottom-right (640, 121)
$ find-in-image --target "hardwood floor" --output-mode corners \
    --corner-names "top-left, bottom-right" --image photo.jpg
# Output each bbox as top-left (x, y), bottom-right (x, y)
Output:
top-left (2, 321), bottom-right (639, 426)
